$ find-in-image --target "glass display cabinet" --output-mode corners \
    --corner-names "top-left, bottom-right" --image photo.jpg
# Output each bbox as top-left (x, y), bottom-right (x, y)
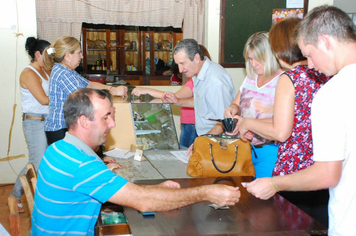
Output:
top-left (131, 102), bottom-right (179, 150)
top-left (105, 92), bottom-right (180, 151)
top-left (81, 23), bottom-right (182, 76)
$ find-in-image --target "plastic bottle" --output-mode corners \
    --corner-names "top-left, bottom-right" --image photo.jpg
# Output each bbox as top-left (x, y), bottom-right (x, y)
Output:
top-left (96, 54), bottom-right (101, 70)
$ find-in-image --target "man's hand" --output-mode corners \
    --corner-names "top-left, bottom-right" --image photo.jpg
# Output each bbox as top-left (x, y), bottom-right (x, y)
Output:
top-left (162, 92), bottom-right (178, 104)
top-left (207, 185), bottom-right (241, 206)
top-left (106, 162), bottom-right (122, 171)
top-left (244, 178), bottom-right (277, 200)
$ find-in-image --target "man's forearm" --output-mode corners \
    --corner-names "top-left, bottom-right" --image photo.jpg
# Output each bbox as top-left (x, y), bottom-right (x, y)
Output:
top-left (273, 161), bottom-right (341, 192)
top-left (175, 97), bottom-right (194, 108)
top-left (208, 123), bottom-right (224, 135)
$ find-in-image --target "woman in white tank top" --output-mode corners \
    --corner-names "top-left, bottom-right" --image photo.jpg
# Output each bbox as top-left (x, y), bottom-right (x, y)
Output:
top-left (9, 37), bottom-right (50, 213)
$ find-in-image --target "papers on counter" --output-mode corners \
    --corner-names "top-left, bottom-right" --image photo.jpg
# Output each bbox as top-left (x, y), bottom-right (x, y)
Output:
top-left (170, 150), bottom-right (189, 164)
top-left (104, 148), bottom-right (134, 159)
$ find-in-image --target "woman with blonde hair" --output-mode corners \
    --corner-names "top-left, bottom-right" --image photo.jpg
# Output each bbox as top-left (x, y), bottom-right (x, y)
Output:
top-left (213, 31), bottom-right (283, 178)
top-left (43, 36), bottom-right (127, 145)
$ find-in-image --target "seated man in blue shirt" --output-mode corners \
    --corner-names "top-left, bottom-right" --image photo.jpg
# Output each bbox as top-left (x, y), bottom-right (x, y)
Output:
top-left (31, 88), bottom-right (241, 235)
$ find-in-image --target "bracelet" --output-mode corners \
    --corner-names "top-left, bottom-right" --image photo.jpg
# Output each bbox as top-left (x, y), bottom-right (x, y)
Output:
top-left (271, 177), bottom-right (280, 192)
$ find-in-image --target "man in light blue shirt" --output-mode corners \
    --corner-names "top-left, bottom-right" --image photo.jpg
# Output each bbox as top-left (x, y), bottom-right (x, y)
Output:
top-left (163, 39), bottom-right (235, 136)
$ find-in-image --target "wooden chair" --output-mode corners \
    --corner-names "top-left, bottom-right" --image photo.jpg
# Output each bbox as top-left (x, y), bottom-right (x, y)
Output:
top-left (8, 195), bottom-right (23, 236)
top-left (19, 163), bottom-right (37, 215)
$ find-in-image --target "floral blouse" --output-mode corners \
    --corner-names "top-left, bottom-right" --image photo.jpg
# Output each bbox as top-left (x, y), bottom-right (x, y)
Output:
top-left (273, 65), bottom-right (330, 176)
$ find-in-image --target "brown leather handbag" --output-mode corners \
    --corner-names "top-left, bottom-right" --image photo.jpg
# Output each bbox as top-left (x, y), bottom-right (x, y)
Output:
top-left (186, 134), bottom-right (255, 177)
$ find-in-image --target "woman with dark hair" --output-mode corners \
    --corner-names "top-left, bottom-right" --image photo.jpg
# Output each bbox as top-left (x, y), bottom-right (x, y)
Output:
top-left (236, 17), bottom-right (330, 227)
top-left (9, 37), bottom-right (50, 212)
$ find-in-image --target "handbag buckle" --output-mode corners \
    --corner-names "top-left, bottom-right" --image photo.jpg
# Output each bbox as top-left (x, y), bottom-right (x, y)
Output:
top-left (219, 141), bottom-right (227, 150)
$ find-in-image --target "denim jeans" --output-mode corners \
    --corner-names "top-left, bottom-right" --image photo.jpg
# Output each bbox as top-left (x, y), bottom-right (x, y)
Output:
top-left (179, 123), bottom-right (198, 149)
top-left (251, 143), bottom-right (278, 179)
top-left (10, 114), bottom-right (48, 200)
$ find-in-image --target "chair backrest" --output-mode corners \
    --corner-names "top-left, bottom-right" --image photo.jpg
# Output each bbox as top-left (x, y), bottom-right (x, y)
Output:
top-left (8, 195), bottom-right (23, 236)
top-left (19, 163), bottom-right (37, 215)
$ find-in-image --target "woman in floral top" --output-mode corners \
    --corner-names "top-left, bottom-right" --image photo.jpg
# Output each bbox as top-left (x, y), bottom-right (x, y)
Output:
top-left (235, 17), bottom-right (330, 227)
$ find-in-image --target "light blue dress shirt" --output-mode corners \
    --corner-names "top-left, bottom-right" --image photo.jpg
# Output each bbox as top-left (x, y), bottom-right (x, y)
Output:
top-left (193, 58), bottom-right (235, 135)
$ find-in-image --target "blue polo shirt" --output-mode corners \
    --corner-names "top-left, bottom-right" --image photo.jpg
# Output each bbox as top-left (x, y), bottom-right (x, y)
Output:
top-left (193, 58), bottom-right (235, 135)
top-left (31, 133), bottom-right (128, 235)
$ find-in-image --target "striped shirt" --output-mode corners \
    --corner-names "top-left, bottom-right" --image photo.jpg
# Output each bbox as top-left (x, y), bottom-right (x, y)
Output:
top-left (45, 63), bottom-right (89, 131)
top-left (31, 133), bottom-right (128, 235)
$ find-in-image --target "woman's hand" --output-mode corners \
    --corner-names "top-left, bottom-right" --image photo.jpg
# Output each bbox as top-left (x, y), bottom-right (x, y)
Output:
top-left (131, 87), bottom-right (148, 96)
top-left (225, 115), bottom-right (243, 136)
top-left (111, 85), bottom-right (128, 97)
top-left (224, 104), bottom-right (238, 118)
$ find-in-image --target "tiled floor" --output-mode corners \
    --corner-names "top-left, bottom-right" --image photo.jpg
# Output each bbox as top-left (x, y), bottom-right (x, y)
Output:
top-left (0, 184), bottom-right (31, 235)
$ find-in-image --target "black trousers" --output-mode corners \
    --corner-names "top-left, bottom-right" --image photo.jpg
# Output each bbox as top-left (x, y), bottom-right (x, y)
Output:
top-left (279, 189), bottom-right (329, 228)
top-left (45, 128), bottom-right (68, 145)
top-left (46, 128), bottom-right (104, 158)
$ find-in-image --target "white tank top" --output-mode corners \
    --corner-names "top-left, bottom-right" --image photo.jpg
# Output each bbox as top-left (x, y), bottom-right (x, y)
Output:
top-left (21, 65), bottom-right (49, 114)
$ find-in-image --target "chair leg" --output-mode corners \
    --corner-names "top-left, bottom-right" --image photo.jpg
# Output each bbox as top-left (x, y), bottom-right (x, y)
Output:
top-left (8, 195), bottom-right (23, 236)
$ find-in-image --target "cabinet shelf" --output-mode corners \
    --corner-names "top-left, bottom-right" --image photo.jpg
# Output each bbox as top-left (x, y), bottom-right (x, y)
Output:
top-left (87, 48), bottom-right (107, 51)
top-left (81, 23), bottom-right (182, 78)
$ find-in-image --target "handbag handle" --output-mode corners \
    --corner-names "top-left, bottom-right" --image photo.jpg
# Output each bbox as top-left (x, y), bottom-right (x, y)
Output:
top-left (208, 143), bottom-right (238, 173)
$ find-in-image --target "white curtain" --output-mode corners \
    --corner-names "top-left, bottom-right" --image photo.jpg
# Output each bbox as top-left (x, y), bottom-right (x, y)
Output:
top-left (183, 0), bottom-right (205, 44)
top-left (36, 0), bottom-right (205, 44)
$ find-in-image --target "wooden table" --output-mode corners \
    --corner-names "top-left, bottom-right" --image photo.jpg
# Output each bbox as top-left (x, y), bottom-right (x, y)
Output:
top-left (107, 150), bottom-right (327, 235)
top-left (124, 177), bottom-right (327, 236)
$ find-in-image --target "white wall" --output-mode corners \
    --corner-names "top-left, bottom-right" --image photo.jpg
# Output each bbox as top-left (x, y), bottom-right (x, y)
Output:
top-left (0, 0), bottom-right (339, 183)
top-left (0, 0), bottom-right (37, 183)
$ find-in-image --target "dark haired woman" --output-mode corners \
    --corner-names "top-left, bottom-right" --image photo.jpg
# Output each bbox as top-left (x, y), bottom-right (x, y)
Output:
top-left (9, 37), bottom-right (50, 212)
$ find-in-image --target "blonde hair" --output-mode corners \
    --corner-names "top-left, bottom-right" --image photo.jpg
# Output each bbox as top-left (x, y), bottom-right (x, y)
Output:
top-left (243, 32), bottom-right (280, 78)
top-left (43, 36), bottom-right (80, 72)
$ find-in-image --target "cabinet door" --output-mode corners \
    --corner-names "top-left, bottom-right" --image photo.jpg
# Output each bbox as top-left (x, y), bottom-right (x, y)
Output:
top-left (142, 30), bottom-right (182, 76)
top-left (154, 31), bottom-right (174, 75)
top-left (83, 28), bottom-right (110, 73)
top-left (124, 30), bottom-right (141, 74)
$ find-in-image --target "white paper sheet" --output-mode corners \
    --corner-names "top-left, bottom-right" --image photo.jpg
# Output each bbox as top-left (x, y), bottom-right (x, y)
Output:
top-left (0, 224), bottom-right (10, 236)
top-left (286, 0), bottom-right (303, 8)
top-left (104, 148), bottom-right (134, 159)
top-left (170, 150), bottom-right (189, 164)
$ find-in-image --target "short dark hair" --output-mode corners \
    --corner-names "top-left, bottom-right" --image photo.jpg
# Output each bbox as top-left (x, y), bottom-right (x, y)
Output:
top-left (64, 88), bottom-right (113, 129)
top-left (269, 17), bottom-right (306, 65)
top-left (173, 39), bottom-right (204, 61)
top-left (294, 5), bottom-right (356, 46)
